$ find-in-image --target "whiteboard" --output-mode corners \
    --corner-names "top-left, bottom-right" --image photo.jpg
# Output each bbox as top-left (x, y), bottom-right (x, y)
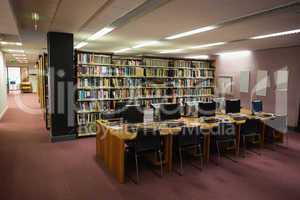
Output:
top-left (256, 70), bottom-right (268, 96)
top-left (240, 71), bottom-right (250, 93)
top-left (276, 70), bottom-right (288, 90)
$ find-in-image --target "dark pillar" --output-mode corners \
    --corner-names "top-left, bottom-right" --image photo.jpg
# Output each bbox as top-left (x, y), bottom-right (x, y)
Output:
top-left (47, 32), bottom-right (76, 142)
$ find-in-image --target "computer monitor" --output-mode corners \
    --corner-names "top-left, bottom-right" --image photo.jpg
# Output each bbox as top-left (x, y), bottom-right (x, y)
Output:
top-left (122, 105), bottom-right (144, 124)
top-left (225, 99), bottom-right (241, 114)
top-left (252, 100), bottom-right (263, 113)
top-left (159, 103), bottom-right (181, 121)
top-left (198, 101), bottom-right (216, 117)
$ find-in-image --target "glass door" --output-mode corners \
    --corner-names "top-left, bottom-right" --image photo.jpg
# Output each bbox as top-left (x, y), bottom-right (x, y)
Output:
top-left (8, 67), bottom-right (21, 91)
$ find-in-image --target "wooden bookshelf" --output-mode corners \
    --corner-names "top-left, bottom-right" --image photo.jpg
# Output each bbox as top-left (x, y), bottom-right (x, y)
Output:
top-left (75, 51), bottom-right (215, 137)
top-left (37, 53), bottom-right (51, 129)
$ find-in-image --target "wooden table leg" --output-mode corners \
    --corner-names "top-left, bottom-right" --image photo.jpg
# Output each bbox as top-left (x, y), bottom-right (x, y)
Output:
top-left (203, 134), bottom-right (210, 163)
top-left (235, 124), bottom-right (241, 156)
top-left (164, 135), bottom-right (173, 172)
top-left (261, 123), bottom-right (266, 148)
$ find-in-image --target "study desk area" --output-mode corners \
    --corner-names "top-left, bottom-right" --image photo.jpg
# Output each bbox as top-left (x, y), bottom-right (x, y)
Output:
top-left (96, 99), bottom-right (285, 183)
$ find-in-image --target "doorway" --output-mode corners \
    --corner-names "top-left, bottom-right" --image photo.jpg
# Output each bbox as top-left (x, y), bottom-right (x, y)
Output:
top-left (7, 67), bottom-right (21, 92)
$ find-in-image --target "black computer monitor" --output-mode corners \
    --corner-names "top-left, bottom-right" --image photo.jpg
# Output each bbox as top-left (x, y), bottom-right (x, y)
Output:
top-left (159, 103), bottom-right (181, 121)
top-left (225, 99), bottom-right (241, 114)
top-left (123, 105), bottom-right (144, 124)
top-left (198, 101), bottom-right (216, 117)
top-left (252, 100), bottom-right (263, 113)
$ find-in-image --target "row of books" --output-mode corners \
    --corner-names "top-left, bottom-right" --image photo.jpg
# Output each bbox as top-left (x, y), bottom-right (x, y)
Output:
top-left (172, 69), bottom-right (213, 77)
top-left (173, 79), bottom-right (214, 87)
top-left (77, 101), bottom-right (110, 112)
top-left (112, 58), bottom-right (142, 66)
top-left (78, 66), bottom-right (144, 77)
top-left (144, 58), bottom-right (170, 67)
top-left (78, 90), bottom-right (110, 100)
top-left (77, 113), bottom-right (101, 126)
top-left (174, 60), bottom-right (192, 68)
top-left (111, 78), bottom-right (143, 88)
top-left (145, 68), bottom-right (169, 77)
top-left (192, 61), bottom-right (211, 69)
top-left (172, 88), bottom-right (213, 96)
top-left (77, 53), bottom-right (111, 64)
top-left (77, 78), bottom-right (110, 88)
top-left (78, 79), bottom-right (214, 89)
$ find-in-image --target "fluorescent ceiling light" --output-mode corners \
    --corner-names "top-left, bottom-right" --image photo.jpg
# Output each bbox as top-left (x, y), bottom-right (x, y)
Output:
top-left (74, 42), bottom-right (88, 49)
top-left (190, 42), bottom-right (226, 49)
top-left (185, 55), bottom-right (210, 59)
top-left (132, 41), bottom-right (159, 49)
top-left (159, 49), bottom-right (184, 54)
top-left (12, 54), bottom-right (26, 57)
top-left (217, 50), bottom-right (251, 57)
top-left (6, 49), bottom-right (24, 53)
top-left (0, 41), bottom-right (22, 46)
top-left (251, 29), bottom-right (300, 39)
top-left (88, 27), bottom-right (114, 41)
top-left (166, 25), bottom-right (218, 40)
top-left (114, 48), bottom-right (131, 53)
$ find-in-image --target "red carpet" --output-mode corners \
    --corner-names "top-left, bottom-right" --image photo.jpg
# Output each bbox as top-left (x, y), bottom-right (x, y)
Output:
top-left (1, 93), bottom-right (300, 200)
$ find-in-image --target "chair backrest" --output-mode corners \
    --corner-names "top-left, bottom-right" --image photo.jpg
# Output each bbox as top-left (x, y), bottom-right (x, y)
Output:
top-left (101, 111), bottom-right (120, 120)
top-left (217, 122), bottom-right (236, 136)
top-left (135, 128), bottom-right (161, 152)
top-left (177, 126), bottom-right (202, 146)
top-left (241, 118), bottom-right (260, 135)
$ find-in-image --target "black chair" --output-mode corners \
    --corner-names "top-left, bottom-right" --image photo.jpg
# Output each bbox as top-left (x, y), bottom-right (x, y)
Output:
top-left (101, 111), bottom-right (121, 121)
top-left (214, 122), bottom-right (236, 163)
top-left (174, 126), bottom-right (204, 175)
top-left (240, 118), bottom-right (261, 156)
top-left (126, 128), bottom-right (163, 183)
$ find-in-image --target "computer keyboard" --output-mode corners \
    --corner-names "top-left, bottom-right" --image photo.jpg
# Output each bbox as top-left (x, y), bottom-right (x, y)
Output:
top-left (233, 116), bottom-right (247, 121)
top-left (167, 122), bottom-right (185, 128)
top-left (204, 118), bottom-right (219, 123)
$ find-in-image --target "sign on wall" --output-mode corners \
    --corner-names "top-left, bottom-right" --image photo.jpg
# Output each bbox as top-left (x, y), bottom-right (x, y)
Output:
top-left (240, 71), bottom-right (250, 93)
top-left (256, 70), bottom-right (268, 96)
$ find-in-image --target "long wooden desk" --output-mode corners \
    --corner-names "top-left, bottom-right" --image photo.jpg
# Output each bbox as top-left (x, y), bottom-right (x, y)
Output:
top-left (96, 109), bottom-right (283, 183)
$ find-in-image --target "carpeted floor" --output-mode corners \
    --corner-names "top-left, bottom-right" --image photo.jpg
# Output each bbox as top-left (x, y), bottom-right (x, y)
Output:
top-left (1, 93), bottom-right (300, 200)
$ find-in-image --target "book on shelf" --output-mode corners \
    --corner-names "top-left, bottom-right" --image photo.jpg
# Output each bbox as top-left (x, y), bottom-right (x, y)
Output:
top-left (77, 53), bottom-right (111, 64)
top-left (144, 58), bottom-right (170, 67)
top-left (78, 89), bottom-right (110, 100)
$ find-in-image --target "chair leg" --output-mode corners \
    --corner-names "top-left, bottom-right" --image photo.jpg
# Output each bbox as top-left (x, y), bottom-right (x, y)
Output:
top-left (158, 150), bottom-right (163, 177)
top-left (242, 136), bottom-right (246, 158)
top-left (198, 144), bottom-right (203, 169)
top-left (216, 140), bottom-right (221, 164)
top-left (134, 153), bottom-right (139, 184)
top-left (178, 147), bottom-right (183, 175)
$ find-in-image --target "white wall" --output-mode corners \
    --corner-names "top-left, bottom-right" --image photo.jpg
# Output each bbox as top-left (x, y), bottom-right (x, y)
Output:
top-left (0, 51), bottom-right (8, 120)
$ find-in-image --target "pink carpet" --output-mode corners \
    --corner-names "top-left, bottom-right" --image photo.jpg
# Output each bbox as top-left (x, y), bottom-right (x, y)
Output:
top-left (1, 93), bottom-right (300, 200)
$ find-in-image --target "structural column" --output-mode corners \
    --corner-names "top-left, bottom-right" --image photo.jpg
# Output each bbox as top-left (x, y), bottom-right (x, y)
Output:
top-left (47, 32), bottom-right (75, 142)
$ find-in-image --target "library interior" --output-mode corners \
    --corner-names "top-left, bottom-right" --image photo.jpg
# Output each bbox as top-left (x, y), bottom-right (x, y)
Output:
top-left (0, 0), bottom-right (300, 200)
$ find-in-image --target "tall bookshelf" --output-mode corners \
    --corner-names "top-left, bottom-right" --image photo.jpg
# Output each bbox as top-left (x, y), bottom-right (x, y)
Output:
top-left (37, 53), bottom-right (51, 129)
top-left (75, 51), bottom-right (215, 137)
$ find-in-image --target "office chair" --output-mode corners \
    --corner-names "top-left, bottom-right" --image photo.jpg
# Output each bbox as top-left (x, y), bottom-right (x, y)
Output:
top-left (174, 126), bottom-right (204, 175)
top-left (214, 122), bottom-right (237, 163)
top-left (126, 128), bottom-right (163, 183)
top-left (240, 118), bottom-right (262, 157)
top-left (101, 111), bottom-right (122, 121)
